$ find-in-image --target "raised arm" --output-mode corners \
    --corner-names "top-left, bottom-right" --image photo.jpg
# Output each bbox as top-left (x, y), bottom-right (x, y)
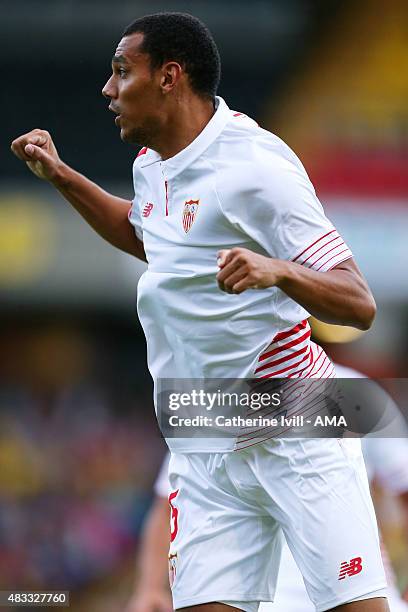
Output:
top-left (10, 129), bottom-right (146, 261)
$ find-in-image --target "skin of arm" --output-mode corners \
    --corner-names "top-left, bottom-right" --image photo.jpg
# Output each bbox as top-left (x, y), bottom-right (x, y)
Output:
top-left (10, 129), bottom-right (146, 261)
top-left (126, 495), bottom-right (172, 612)
top-left (216, 248), bottom-right (376, 331)
top-left (399, 491), bottom-right (408, 601)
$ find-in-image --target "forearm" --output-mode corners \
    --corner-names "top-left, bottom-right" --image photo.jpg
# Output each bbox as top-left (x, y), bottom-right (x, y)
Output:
top-left (400, 492), bottom-right (408, 535)
top-left (52, 162), bottom-right (146, 260)
top-left (277, 260), bottom-right (376, 330)
top-left (217, 248), bottom-right (376, 330)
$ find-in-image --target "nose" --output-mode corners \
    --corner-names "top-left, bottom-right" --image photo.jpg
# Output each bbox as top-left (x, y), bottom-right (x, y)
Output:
top-left (102, 75), bottom-right (116, 99)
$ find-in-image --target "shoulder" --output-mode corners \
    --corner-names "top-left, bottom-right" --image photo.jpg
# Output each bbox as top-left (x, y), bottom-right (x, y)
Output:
top-left (212, 120), bottom-right (312, 205)
top-left (213, 116), bottom-right (307, 181)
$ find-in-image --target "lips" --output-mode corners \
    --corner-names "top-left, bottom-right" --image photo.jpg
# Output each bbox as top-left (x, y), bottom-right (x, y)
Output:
top-left (108, 105), bottom-right (121, 126)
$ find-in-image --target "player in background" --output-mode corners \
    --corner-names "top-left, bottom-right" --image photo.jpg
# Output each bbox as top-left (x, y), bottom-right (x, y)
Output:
top-left (11, 12), bottom-right (388, 612)
top-left (125, 457), bottom-right (173, 612)
top-left (125, 367), bottom-right (408, 612)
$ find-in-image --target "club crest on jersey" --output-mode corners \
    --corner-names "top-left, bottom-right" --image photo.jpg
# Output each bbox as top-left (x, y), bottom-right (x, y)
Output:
top-left (182, 199), bottom-right (200, 233)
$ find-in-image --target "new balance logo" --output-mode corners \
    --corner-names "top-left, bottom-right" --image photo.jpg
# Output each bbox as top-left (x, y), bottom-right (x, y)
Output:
top-left (143, 202), bottom-right (154, 218)
top-left (338, 557), bottom-right (363, 580)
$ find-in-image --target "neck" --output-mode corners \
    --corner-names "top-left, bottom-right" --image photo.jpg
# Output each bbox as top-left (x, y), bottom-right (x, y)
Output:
top-left (153, 95), bottom-right (215, 160)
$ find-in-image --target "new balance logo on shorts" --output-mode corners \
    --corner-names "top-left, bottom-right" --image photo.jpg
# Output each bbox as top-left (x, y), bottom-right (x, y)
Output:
top-left (338, 557), bottom-right (363, 580)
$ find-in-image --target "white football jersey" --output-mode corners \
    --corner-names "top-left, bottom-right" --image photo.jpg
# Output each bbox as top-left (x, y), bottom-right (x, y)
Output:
top-left (129, 97), bottom-right (353, 451)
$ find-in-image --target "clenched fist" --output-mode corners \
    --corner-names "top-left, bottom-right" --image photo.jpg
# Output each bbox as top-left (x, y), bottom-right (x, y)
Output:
top-left (216, 247), bottom-right (286, 294)
top-left (10, 129), bottom-right (63, 182)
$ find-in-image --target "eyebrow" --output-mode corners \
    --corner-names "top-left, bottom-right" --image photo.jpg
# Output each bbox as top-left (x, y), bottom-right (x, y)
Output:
top-left (112, 55), bottom-right (129, 64)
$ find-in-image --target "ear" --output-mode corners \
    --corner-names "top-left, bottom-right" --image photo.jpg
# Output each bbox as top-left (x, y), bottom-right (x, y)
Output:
top-left (160, 62), bottom-right (183, 93)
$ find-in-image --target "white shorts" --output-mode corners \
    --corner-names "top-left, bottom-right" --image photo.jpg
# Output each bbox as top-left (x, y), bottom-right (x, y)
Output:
top-left (258, 541), bottom-right (397, 612)
top-left (168, 438), bottom-right (387, 612)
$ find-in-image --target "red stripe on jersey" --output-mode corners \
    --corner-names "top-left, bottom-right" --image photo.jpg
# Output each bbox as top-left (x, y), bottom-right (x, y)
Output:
top-left (315, 250), bottom-right (351, 272)
top-left (319, 359), bottom-right (332, 379)
top-left (302, 235), bottom-right (342, 266)
top-left (287, 349), bottom-right (315, 378)
top-left (233, 112), bottom-right (244, 117)
top-left (307, 352), bottom-right (329, 378)
top-left (137, 146), bottom-right (148, 158)
top-left (257, 350), bottom-right (311, 379)
top-left (255, 320), bottom-right (311, 378)
top-left (165, 180), bottom-right (169, 217)
top-left (234, 341), bottom-right (336, 450)
top-left (303, 348), bottom-right (324, 378)
top-left (255, 344), bottom-right (309, 374)
top-left (292, 230), bottom-right (336, 263)
top-left (258, 329), bottom-right (311, 362)
top-left (269, 319), bottom-right (308, 345)
top-left (307, 241), bottom-right (346, 269)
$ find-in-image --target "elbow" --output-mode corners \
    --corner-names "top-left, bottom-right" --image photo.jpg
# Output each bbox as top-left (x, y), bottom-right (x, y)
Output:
top-left (355, 294), bottom-right (377, 331)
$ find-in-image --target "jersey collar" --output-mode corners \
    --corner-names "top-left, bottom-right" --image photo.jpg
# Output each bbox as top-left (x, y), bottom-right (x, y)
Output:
top-left (138, 96), bottom-right (230, 179)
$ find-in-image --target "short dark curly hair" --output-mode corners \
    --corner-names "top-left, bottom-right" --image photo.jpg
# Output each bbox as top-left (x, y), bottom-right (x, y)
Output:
top-left (123, 12), bottom-right (221, 99)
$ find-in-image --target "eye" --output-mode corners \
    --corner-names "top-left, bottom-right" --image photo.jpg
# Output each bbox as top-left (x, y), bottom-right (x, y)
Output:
top-left (118, 68), bottom-right (127, 78)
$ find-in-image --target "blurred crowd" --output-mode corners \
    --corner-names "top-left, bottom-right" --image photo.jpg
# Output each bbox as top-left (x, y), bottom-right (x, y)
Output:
top-left (0, 324), bottom-right (165, 597)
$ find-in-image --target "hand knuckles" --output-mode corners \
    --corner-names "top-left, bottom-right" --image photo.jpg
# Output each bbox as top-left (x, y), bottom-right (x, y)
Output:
top-left (237, 254), bottom-right (249, 265)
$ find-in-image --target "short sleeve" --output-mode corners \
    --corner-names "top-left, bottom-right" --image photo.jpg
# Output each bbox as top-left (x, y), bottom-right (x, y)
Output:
top-left (218, 143), bottom-right (353, 272)
top-left (154, 453), bottom-right (170, 498)
top-left (128, 197), bottom-right (143, 241)
top-left (128, 159), bottom-right (144, 242)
